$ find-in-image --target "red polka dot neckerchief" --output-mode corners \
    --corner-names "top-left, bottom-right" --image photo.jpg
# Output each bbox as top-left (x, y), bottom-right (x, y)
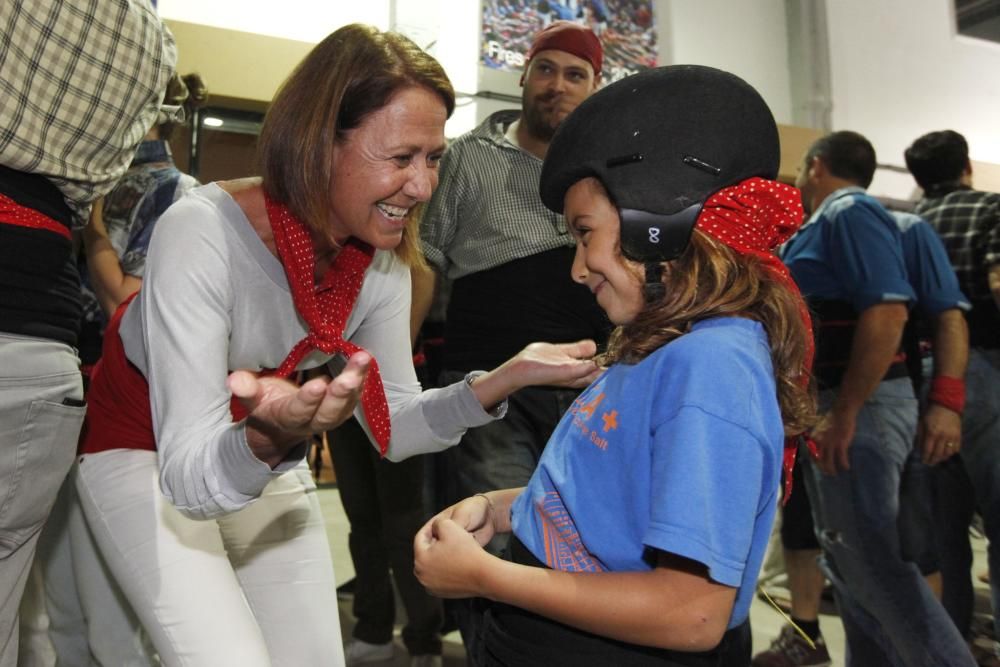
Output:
top-left (265, 194), bottom-right (391, 455)
top-left (694, 177), bottom-right (816, 501)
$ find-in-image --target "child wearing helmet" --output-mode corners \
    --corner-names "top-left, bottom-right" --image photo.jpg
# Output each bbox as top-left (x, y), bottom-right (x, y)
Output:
top-left (414, 65), bottom-right (817, 666)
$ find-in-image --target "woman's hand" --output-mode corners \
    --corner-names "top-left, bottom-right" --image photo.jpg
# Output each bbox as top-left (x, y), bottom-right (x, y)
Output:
top-left (413, 516), bottom-right (498, 599)
top-left (469, 340), bottom-right (602, 410)
top-left (505, 340), bottom-right (602, 388)
top-left (229, 351), bottom-right (371, 467)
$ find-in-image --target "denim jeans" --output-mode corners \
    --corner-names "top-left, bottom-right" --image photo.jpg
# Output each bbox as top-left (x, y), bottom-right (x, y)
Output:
top-left (0, 334), bottom-right (84, 667)
top-left (803, 377), bottom-right (974, 667)
top-left (934, 347), bottom-right (1000, 640)
top-left (897, 449), bottom-right (939, 574)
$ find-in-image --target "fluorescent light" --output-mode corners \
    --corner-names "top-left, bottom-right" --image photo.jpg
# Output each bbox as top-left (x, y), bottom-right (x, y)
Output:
top-left (203, 117), bottom-right (224, 127)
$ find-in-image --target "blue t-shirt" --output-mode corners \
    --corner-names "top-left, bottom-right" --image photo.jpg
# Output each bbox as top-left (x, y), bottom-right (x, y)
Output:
top-left (893, 212), bottom-right (970, 316)
top-left (511, 317), bottom-right (784, 629)
top-left (781, 187), bottom-right (915, 311)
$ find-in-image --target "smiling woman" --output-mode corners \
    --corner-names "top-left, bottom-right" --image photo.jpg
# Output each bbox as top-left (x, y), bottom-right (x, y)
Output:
top-left (72, 23), bottom-right (601, 667)
top-left (326, 86), bottom-right (448, 250)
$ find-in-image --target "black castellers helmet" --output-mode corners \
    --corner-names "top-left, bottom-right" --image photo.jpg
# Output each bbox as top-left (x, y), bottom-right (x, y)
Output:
top-left (540, 65), bottom-right (780, 266)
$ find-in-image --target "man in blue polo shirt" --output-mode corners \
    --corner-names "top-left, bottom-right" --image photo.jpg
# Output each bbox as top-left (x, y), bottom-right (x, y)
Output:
top-left (755, 204), bottom-right (973, 667)
top-left (780, 131), bottom-right (974, 667)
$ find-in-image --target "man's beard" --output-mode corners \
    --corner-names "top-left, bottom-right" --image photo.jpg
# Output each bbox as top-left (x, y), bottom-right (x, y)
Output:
top-left (521, 92), bottom-right (559, 143)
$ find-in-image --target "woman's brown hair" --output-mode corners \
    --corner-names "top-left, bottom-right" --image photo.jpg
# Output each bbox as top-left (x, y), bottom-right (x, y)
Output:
top-left (257, 24), bottom-right (455, 267)
top-left (602, 230), bottom-right (818, 436)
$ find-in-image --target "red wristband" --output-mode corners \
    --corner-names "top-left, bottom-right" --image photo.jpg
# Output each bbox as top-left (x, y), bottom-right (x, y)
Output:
top-left (929, 375), bottom-right (965, 414)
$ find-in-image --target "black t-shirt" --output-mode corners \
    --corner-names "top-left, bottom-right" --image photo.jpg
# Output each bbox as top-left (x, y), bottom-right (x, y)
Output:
top-left (443, 246), bottom-right (611, 372)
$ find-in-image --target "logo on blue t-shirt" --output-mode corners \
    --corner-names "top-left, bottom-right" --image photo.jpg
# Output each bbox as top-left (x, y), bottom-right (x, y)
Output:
top-left (567, 379), bottom-right (620, 451)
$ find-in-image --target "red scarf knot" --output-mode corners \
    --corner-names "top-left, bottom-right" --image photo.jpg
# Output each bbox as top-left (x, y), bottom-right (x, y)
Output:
top-left (264, 195), bottom-right (392, 455)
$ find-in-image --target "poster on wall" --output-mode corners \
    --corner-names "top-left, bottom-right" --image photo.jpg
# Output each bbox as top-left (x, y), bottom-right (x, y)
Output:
top-left (480, 0), bottom-right (656, 95)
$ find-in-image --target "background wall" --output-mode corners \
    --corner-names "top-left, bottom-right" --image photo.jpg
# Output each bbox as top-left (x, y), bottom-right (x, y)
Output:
top-left (659, 0), bottom-right (793, 125)
top-left (826, 0), bottom-right (1000, 167)
top-left (159, 0), bottom-right (1000, 194)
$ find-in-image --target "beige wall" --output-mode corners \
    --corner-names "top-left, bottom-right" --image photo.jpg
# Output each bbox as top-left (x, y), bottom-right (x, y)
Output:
top-left (166, 20), bottom-right (1000, 194)
top-left (777, 125), bottom-right (824, 185)
top-left (972, 160), bottom-right (1000, 194)
top-left (166, 20), bottom-right (313, 110)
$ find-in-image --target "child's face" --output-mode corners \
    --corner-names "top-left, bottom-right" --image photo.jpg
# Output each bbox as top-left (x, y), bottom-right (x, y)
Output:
top-left (565, 178), bottom-right (645, 325)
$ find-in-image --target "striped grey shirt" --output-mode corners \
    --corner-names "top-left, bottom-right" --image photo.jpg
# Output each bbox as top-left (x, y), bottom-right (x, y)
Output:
top-left (421, 110), bottom-right (575, 279)
top-left (0, 0), bottom-right (177, 227)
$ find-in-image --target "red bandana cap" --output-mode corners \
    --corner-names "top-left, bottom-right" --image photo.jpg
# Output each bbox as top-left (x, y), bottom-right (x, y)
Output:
top-left (521, 20), bottom-right (603, 84)
top-left (695, 177), bottom-right (811, 375)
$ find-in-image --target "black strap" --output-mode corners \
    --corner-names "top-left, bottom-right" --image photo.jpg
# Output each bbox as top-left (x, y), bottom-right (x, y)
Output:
top-left (0, 164), bottom-right (74, 228)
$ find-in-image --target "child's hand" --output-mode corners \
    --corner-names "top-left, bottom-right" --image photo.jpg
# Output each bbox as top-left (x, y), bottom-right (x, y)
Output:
top-left (413, 517), bottom-right (495, 598)
top-left (418, 494), bottom-right (497, 548)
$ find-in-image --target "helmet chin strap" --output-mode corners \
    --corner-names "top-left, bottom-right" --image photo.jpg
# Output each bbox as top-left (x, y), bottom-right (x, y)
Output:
top-left (643, 262), bottom-right (665, 303)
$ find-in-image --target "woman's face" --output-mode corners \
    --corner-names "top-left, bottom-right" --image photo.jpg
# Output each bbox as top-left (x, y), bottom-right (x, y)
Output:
top-left (327, 86), bottom-right (448, 250)
top-left (565, 177), bottom-right (645, 325)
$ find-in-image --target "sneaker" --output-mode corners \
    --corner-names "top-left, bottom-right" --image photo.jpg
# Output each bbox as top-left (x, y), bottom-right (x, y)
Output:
top-left (410, 655), bottom-right (443, 667)
top-left (752, 624), bottom-right (832, 667)
top-left (344, 639), bottom-right (394, 665)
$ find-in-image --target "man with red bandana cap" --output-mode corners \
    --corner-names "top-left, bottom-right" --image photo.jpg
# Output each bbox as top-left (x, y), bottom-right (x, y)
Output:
top-left (413, 19), bottom-right (610, 653)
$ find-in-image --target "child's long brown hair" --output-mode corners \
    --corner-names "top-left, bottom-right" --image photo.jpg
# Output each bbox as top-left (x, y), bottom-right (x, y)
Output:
top-left (601, 230), bottom-right (818, 436)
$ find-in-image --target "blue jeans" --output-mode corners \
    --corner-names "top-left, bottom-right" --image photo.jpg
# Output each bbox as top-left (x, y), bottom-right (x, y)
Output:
top-left (0, 333), bottom-right (84, 667)
top-left (934, 347), bottom-right (1000, 641)
top-left (897, 451), bottom-right (939, 575)
top-left (803, 378), bottom-right (974, 667)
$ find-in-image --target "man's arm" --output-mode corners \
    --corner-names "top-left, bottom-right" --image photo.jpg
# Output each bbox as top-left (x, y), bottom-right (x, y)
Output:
top-left (410, 264), bottom-right (437, 347)
top-left (920, 308), bottom-right (968, 464)
top-left (813, 302), bottom-right (909, 474)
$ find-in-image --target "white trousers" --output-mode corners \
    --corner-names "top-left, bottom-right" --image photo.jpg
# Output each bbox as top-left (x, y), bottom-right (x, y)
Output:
top-left (22, 471), bottom-right (155, 667)
top-left (75, 449), bottom-right (344, 667)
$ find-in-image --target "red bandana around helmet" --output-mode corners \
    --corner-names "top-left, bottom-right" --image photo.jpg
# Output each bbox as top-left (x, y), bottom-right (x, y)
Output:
top-left (694, 176), bottom-right (817, 501)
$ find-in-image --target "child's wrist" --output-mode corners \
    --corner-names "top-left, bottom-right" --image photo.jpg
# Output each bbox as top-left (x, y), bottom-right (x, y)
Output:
top-left (474, 492), bottom-right (494, 516)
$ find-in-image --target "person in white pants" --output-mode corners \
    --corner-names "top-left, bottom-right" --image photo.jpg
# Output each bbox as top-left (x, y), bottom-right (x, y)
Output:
top-left (75, 23), bottom-right (600, 667)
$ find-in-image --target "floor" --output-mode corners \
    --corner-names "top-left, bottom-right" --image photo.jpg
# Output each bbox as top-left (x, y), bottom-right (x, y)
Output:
top-left (319, 485), bottom-right (992, 666)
